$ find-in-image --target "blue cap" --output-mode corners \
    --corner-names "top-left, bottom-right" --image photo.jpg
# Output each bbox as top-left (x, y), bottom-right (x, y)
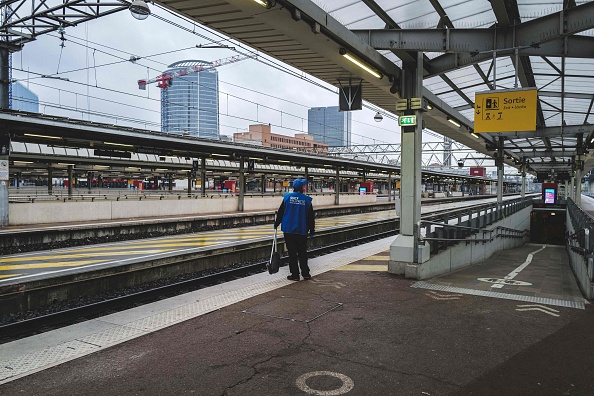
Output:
top-left (293, 178), bottom-right (307, 191)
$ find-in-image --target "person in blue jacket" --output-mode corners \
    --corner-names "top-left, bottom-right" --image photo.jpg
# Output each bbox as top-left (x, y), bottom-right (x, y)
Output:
top-left (274, 178), bottom-right (315, 281)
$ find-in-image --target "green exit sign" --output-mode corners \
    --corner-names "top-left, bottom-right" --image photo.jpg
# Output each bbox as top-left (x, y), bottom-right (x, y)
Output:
top-left (398, 115), bottom-right (417, 126)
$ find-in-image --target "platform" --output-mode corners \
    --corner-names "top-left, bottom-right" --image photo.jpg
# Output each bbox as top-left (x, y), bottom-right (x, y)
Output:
top-left (1, 237), bottom-right (591, 395)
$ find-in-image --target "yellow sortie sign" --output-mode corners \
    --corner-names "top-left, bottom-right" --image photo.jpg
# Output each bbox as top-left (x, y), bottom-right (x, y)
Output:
top-left (474, 88), bottom-right (538, 133)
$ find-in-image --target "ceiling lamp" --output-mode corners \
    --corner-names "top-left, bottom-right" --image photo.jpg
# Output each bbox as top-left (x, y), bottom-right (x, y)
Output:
top-left (339, 48), bottom-right (382, 79)
top-left (447, 117), bottom-right (461, 128)
top-left (253, 0), bottom-right (276, 7)
top-left (129, 0), bottom-right (151, 20)
top-left (374, 112), bottom-right (383, 122)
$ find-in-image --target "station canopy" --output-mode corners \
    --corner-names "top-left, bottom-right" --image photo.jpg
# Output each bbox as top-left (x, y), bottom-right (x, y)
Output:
top-left (155, 0), bottom-right (594, 180)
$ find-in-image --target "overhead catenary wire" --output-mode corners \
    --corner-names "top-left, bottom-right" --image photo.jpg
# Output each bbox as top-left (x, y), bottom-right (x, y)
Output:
top-left (9, 8), bottom-right (402, 146)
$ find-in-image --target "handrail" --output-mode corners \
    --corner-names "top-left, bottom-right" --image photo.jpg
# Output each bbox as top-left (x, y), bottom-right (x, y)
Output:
top-left (414, 196), bottom-right (534, 262)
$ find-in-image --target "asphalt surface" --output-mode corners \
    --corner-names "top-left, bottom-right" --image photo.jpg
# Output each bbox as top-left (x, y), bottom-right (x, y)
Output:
top-left (1, 247), bottom-right (592, 396)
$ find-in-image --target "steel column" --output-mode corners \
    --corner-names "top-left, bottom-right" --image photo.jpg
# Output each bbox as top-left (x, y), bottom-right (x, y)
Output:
top-left (238, 160), bottom-right (245, 211)
top-left (201, 157), bottom-right (206, 197)
top-left (335, 168), bottom-right (340, 205)
top-left (0, 48), bottom-right (8, 110)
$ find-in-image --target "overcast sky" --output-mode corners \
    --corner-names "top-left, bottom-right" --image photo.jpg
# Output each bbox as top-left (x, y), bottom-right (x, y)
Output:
top-left (10, 5), bottom-right (411, 146)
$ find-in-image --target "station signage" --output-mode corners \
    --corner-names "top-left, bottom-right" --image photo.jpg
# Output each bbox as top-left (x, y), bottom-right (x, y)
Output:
top-left (398, 115), bottom-right (417, 126)
top-left (474, 88), bottom-right (537, 133)
top-left (0, 159), bottom-right (8, 181)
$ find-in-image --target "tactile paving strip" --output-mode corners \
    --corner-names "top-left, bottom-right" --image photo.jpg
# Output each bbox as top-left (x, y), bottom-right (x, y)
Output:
top-left (412, 281), bottom-right (586, 309)
top-left (0, 237), bottom-right (393, 384)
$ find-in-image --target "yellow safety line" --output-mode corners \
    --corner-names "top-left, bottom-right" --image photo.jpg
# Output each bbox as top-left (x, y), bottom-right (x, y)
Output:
top-left (360, 255), bottom-right (390, 261)
top-left (0, 250), bottom-right (166, 262)
top-left (0, 260), bottom-right (104, 270)
top-left (0, 273), bottom-right (22, 279)
top-left (334, 264), bottom-right (388, 271)
top-left (62, 242), bottom-right (219, 254)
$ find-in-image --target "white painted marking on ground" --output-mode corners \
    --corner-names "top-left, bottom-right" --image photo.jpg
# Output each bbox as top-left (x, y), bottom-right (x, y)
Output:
top-left (477, 278), bottom-right (532, 286)
top-left (477, 245), bottom-right (546, 289)
top-left (295, 371), bottom-right (354, 395)
top-left (515, 304), bottom-right (560, 317)
top-left (425, 291), bottom-right (461, 301)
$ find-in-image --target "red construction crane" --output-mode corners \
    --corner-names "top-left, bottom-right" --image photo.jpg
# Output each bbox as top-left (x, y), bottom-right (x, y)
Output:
top-left (138, 54), bottom-right (254, 90)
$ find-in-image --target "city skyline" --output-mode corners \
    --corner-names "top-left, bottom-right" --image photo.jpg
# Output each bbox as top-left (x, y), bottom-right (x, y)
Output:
top-left (7, 7), bottom-right (404, 147)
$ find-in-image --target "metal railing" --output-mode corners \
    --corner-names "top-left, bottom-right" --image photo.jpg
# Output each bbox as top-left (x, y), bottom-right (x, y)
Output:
top-left (566, 198), bottom-right (594, 256)
top-left (413, 196), bottom-right (534, 261)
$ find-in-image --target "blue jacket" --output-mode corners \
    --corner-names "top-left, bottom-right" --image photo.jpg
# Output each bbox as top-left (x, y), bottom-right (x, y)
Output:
top-left (274, 192), bottom-right (315, 235)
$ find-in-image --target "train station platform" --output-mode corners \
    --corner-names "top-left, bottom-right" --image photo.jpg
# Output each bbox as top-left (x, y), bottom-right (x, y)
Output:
top-left (1, 237), bottom-right (591, 395)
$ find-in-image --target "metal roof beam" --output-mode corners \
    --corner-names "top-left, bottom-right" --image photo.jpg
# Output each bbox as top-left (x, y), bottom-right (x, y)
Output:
top-left (351, 26), bottom-right (594, 57)
top-left (481, 124), bottom-right (594, 139)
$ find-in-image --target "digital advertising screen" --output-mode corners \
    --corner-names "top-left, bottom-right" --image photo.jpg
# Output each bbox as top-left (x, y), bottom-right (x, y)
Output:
top-left (544, 188), bottom-right (556, 204)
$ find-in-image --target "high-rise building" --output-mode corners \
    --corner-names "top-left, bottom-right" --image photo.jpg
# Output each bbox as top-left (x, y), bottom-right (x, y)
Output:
top-left (11, 82), bottom-right (39, 113)
top-left (161, 60), bottom-right (219, 139)
top-left (308, 106), bottom-right (351, 147)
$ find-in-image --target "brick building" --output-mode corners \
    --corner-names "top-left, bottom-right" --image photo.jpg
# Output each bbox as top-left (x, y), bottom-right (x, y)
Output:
top-left (233, 124), bottom-right (328, 153)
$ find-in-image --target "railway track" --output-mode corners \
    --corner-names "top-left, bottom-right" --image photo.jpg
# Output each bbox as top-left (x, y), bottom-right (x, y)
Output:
top-left (0, 225), bottom-right (398, 341)
top-left (0, 197), bottom-right (533, 341)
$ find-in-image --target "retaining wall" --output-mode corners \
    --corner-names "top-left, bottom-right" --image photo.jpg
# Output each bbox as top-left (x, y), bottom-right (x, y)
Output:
top-left (405, 205), bottom-right (532, 279)
top-left (8, 193), bottom-right (377, 225)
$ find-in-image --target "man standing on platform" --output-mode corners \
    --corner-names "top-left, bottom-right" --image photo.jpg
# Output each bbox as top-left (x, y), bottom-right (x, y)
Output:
top-left (274, 178), bottom-right (315, 281)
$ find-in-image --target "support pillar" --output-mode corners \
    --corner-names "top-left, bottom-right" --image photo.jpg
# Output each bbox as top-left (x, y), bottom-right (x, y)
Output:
top-left (304, 167), bottom-right (309, 192)
top-left (388, 173), bottom-right (392, 202)
top-left (87, 172), bottom-right (92, 193)
top-left (238, 159), bottom-right (245, 211)
top-left (389, 52), bottom-right (429, 275)
top-left (334, 168), bottom-right (340, 205)
top-left (0, 48), bottom-right (9, 110)
top-left (48, 166), bottom-right (53, 195)
top-left (261, 174), bottom-right (266, 193)
top-left (67, 166), bottom-right (73, 198)
top-left (497, 137), bottom-right (504, 207)
top-left (520, 163), bottom-right (526, 198)
top-left (201, 157), bottom-right (206, 197)
top-left (576, 166), bottom-right (582, 206)
top-left (570, 176), bottom-right (575, 200)
top-left (168, 174), bottom-right (173, 192)
top-left (187, 172), bottom-right (192, 197)
top-left (0, 155), bottom-right (7, 226)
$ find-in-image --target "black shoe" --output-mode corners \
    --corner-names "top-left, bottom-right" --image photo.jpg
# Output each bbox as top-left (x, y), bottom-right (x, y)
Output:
top-left (302, 274), bottom-right (312, 280)
top-left (287, 275), bottom-right (300, 281)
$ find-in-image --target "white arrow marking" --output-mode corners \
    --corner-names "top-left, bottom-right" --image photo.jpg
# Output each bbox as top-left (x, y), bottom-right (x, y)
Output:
top-left (516, 304), bottom-right (559, 313)
top-left (426, 293), bottom-right (460, 300)
top-left (515, 307), bottom-right (559, 317)
top-left (491, 245), bottom-right (546, 289)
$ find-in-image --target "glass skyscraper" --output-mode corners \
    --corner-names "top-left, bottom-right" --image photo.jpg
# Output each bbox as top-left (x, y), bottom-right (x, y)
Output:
top-left (161, 60), bottom-right (220, 139)
top-left (11, 82), bottom-right (39, 113)
top-left (307, 106), bottom-right (351, 147)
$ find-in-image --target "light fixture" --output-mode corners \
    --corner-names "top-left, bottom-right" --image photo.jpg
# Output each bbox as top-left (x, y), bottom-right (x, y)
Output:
top-left (339, 48), bottom-right (382, 79)
top-left (447, 117), bottom-right (461, 128)
top-left (253, 0), bottom-right (275, 8)
top-left (104, 142), bottom-right (134, 147)
top-left (374, 112), bottom-right (383, 122)
top-left (24, 133), bottom-right (62, 140)
top-left (471, 133), bottom-right (480, 139)
top-left (426, 103), bottom-right (433, 110)
top-left (129, 0), bottom-right (150, 20)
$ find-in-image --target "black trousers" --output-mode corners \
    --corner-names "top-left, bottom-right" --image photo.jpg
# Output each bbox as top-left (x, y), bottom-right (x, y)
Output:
top-left (284, 233), bottom-right (309, 276)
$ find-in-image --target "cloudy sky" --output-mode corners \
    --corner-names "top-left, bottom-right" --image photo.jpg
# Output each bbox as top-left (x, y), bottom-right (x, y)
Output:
top-left (10, 4), bottom-right (410, 146)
